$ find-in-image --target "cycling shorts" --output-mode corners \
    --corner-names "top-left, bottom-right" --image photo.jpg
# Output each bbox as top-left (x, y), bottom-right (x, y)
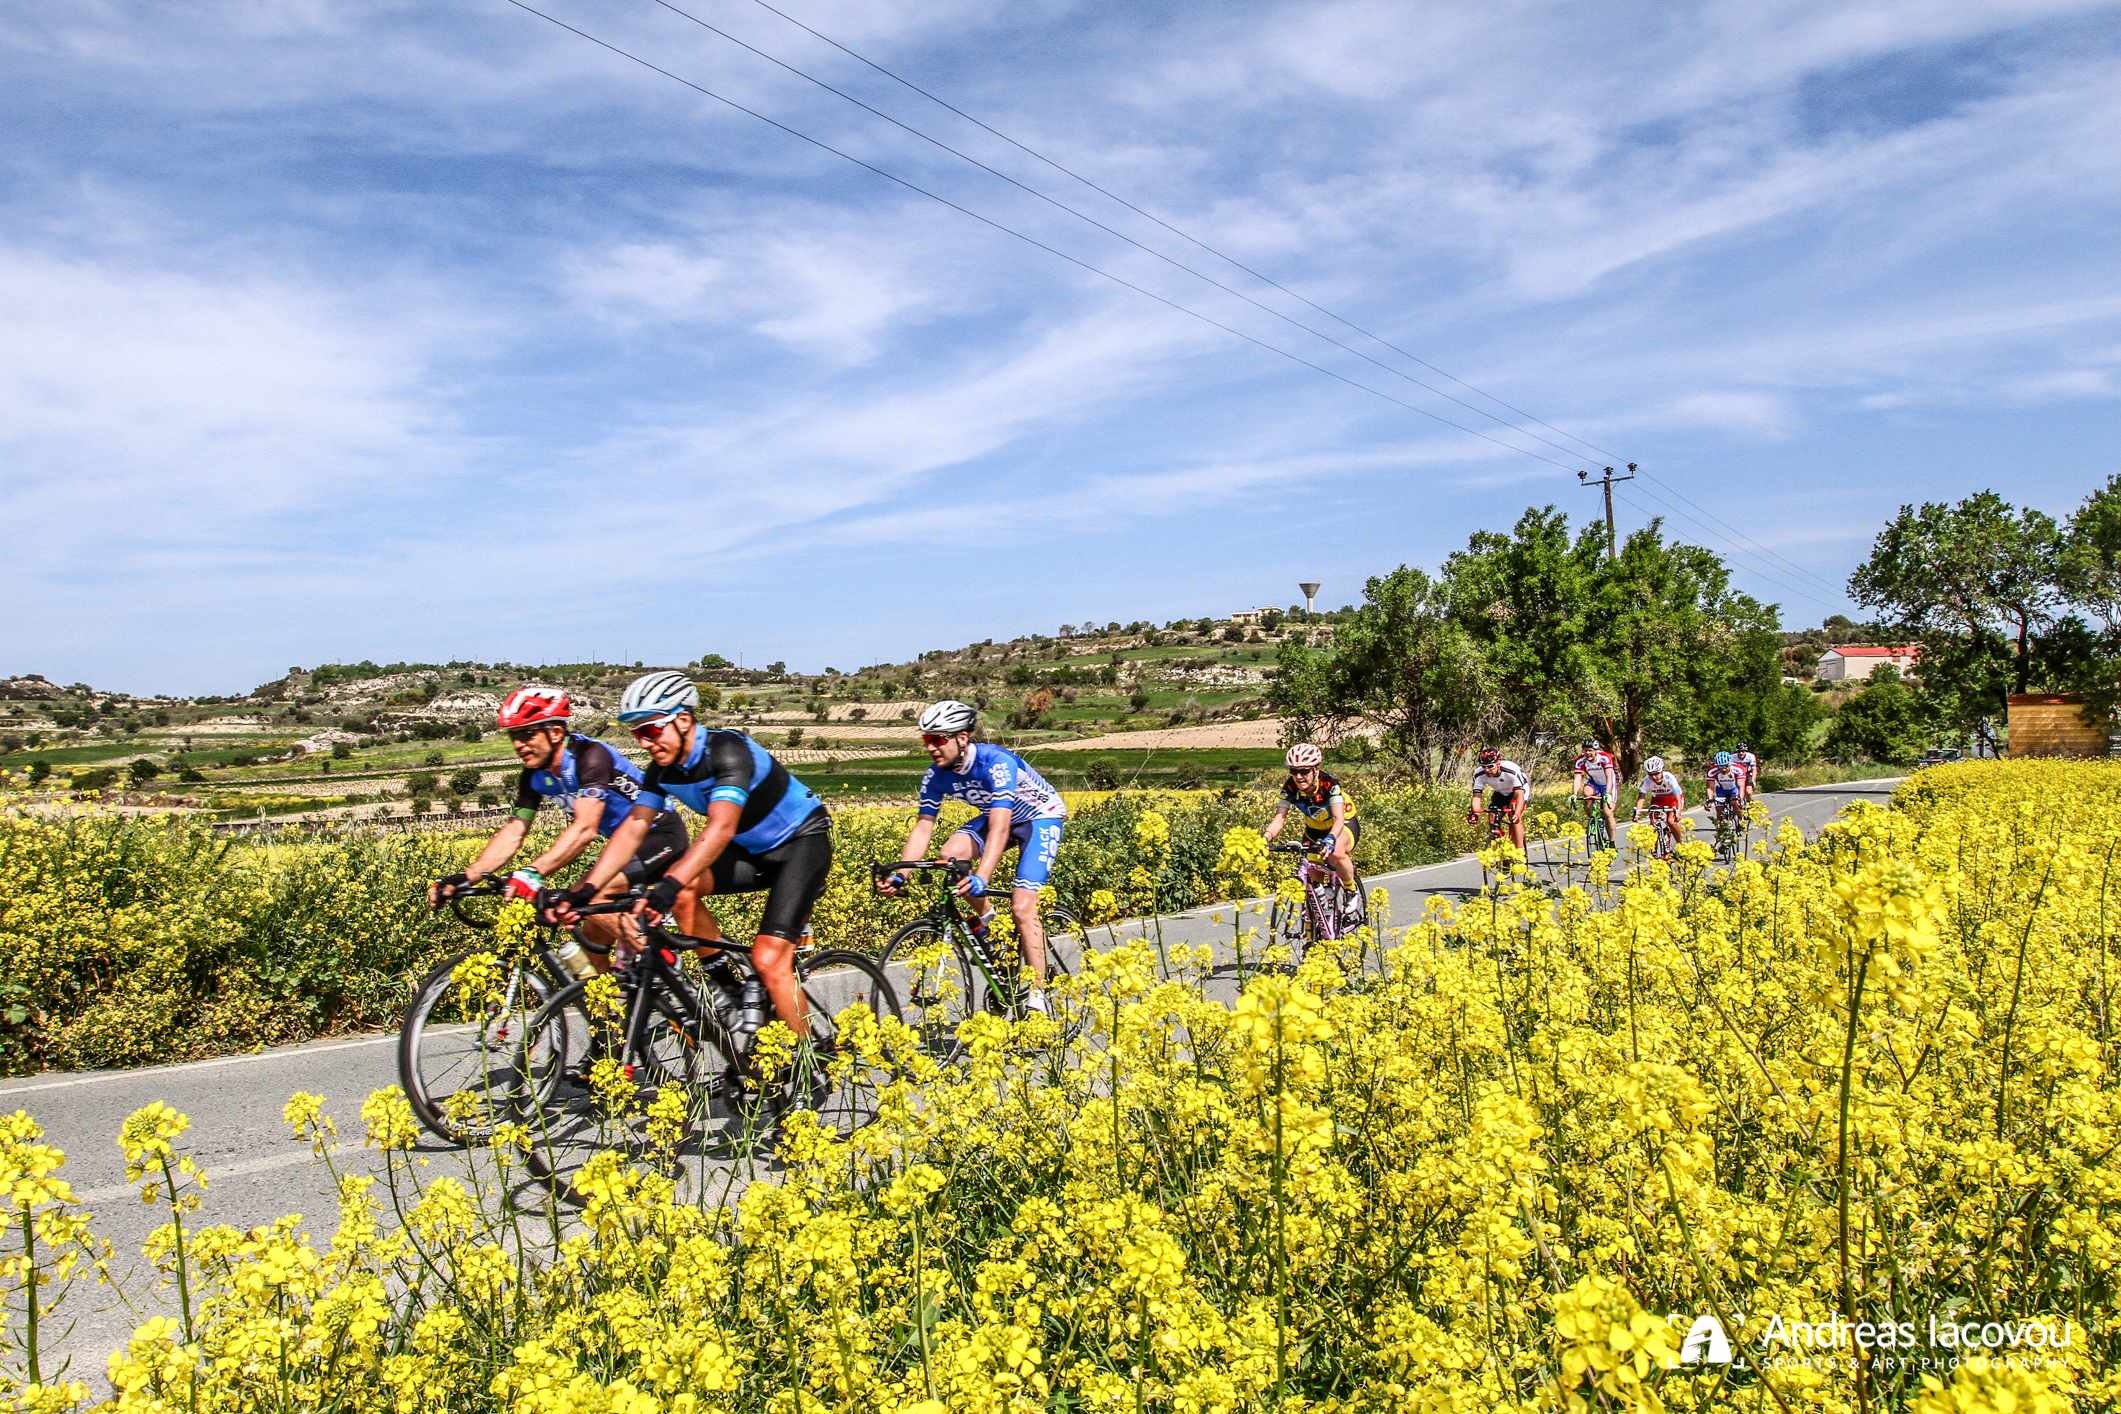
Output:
top-left (1711, 787), bottom-right (1741, 804)
top-left (1488, 791), bottom-right (1521, 812)
top-left (950, 814), bottom-right (1066, 889)
top-left (1647, 794), bottom-right (1682, 811)
top-left (704, 808), bottom-right (831, 940)
top-left (1581, 776), bottom-right (1611, 799)
top-left (619, 811), bottom-right (690, 887)
top-left (1303, 818), bottom-right (1361, 851)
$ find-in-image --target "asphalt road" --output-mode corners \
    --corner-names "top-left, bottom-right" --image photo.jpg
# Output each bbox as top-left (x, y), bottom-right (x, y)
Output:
top-left (9, 778), bottom-right (1897, 1383)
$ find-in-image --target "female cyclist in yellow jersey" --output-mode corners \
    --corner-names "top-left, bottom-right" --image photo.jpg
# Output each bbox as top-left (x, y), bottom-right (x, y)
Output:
top-left (1262, 743), bottom-right (1361, 899)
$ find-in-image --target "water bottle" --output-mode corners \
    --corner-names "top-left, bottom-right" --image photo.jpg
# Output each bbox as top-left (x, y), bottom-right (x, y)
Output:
top-left (701, 955), bottom-right (743, 1022)
top-left (732, 977), bottom-right (767, 1052)
top-left (554, 937), bottom-right (597, 981)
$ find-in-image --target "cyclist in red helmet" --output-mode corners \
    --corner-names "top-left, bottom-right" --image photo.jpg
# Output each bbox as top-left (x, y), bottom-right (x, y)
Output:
top-left (1467, 746), bottom-right (1530, 851)
top-left (428, 686), bottom-right (696, 963)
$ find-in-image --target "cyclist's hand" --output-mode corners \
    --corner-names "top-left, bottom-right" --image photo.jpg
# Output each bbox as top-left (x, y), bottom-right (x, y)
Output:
top-left (429, 872), bottom-right (472, 909)
top-left (640, 875), bottom-right (681, 921)
top-left (536, 883), bottom-right (594, 927)
top-left (503, 867), bottom-right (544, 902)
top-left (955, 873), bottom-right (988, 899)
top-left (875, 870), bottom-right (909, 896)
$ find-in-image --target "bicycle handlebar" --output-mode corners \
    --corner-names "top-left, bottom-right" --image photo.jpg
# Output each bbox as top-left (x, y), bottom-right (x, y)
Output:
top-left (438, 875), bottom-right (505, 931)
top-left (1266, 840), bottom-right (1330, 855)
top-left (870, 859), bottom-right (973, 883)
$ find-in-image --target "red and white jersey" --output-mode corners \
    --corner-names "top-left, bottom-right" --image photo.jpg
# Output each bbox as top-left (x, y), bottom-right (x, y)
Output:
top-left (1706, 764), bottom-right (1746, 793)
top-left (1640, 770), bottom-right (1684, 802)
top-left (1573, 750), bottom-right (1619, 789)
top-left (1732, 751), bottom-right (1759, 784)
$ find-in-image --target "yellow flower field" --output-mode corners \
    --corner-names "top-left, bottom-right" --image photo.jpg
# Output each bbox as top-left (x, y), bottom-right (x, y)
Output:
top-left (4, 760), bottom-right (2117, 1411)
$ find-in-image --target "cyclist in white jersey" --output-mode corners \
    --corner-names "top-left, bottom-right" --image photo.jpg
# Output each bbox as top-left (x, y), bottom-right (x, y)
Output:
top-left (1467, 746), bottom-right (1531, 851)
top-left (1571, 737), bottom-right (1621, 846)
top-left (878, 701), bottom-right (1068, 1011)
top-left (1731, 743), bottom-right (1760, 805)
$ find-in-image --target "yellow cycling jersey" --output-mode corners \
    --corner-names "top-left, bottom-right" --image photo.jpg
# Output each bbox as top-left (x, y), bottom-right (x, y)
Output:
top-left (1281, 772), bottom-right (1357, 833)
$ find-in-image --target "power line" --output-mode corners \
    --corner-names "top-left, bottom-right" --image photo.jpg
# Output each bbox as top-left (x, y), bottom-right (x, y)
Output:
top-left (738, 0), bottom-right (1624, 468)
top-left (1611, 484), bottom-right (1844, 615)
top-left (641, 0), bottom-right (1599, 469)
top-left (498, 0), bottom-right (1581, 471)
top-left (724, 0), bottom-right (1854, 603)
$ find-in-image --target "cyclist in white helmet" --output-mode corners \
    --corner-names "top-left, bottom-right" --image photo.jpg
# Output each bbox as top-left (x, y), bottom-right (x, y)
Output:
top-left (877, 700), bottom-right (1068, 1013)
top-left (1635, 754), bottom-right (1687, 852)
top-left (545, 670), bottom-right (832, 1035)
top-left (1262, 742), bottom-right (1361, 914)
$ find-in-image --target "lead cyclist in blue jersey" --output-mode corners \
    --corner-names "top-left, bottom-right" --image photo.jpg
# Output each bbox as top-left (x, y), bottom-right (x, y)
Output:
top-left (429, 686), bottom-right (695, 966)
top-left (547, 671), bottom-right (831, 1034)
top-left (877, 700), bottom-right (1067, 1013)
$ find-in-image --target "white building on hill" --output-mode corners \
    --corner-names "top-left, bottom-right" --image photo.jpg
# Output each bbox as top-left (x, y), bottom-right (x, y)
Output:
top-left (1817, 644), bottom-right (1921, 681)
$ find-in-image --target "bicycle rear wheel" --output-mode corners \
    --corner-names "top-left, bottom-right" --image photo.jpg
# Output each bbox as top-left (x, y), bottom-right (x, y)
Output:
top-left (879, 919), bottom-right (978, 1061)
top-left (509, 975), bottom-right (719, 1204)
top-left (773, 948), bottom-right (902, 1140)
top-left (398, 946), bottom-right (560, 1145)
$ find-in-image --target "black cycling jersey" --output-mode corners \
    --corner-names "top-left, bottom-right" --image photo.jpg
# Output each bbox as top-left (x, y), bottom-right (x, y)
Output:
top-left (512, 734), bottom-right (663, 837)
top-left (641, 729), bottom-right (827, 853)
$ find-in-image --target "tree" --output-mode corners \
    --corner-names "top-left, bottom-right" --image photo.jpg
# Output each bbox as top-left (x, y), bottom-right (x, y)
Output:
top-left (1849, 491), bottom-right (2062, 698)
top-left (767, 661), bottom-right (786, 676)
top-left (332, 741), bottom-right (353, 759)
top-left (460, 722), bottom-right (482, 743)
top-left (1443, 506), bottom-right (1602, 750)
top-left (1268, 565), bottom-right (1493, 783)
top-left (698, 653), bottom-right (733, 670)
top-left (448, 767), bottom-right (484, 795)
top-left (129, 759), bottom-right (162, 786)
top-left (1824, 674), bottom-right (1928, 764)
top-left (26, 761), bottom-right (50, 785)
top-left (1582, 522), bottom-right (1781, 779)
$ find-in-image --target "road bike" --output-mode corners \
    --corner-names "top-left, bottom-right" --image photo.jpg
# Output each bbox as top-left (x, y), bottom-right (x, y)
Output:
top-left (1265, 839), bottom-right (1368, 960)
top-left (401, 876), bottom-right (580, 1145)
top-left (507, 895), bottom-right (900, 1200)
top-left (872, 859), bottom-right (1081, 1061)
top-left (1707, 795), bottom-right (1744, 865)
top-left (1635, 804), bottom-right (1682, 861)
top-left (1577, 791), bottom-right (1615, 853)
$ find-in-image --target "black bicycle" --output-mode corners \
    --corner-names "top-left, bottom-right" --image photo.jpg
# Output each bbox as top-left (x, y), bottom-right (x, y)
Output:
top-left (1636, 804), bottom-right (1682, 861)
top-left (1265, 839), bottom-right (1369, 958)
top-left (873, 860), bottom-right (1081, 1061)
top-left (507, 895), bottom-right (900, 1201)
top-left (1708, 796), bottom-right (1744, 865)
top-left (401, 876), bottom-right (585, 1145)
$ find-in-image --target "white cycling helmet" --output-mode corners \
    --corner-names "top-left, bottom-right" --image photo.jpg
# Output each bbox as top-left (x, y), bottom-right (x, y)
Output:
top-left (618, 670), bottom-right (699, 724)
top-left (1285, 742), bottom-right (1323, 769)
top-left (918, 699), bottom-right (977, 735)
top-left (1644, 755), bottom-right (1666, 773)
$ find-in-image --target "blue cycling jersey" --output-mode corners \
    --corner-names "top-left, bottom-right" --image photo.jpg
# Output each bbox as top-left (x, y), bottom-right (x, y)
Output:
top-left (641, 728), bottom-right (826, 854)
top-left (918, 743), bottom-right (1067, 831)
top-left (512, 735), bottom-right (658, 837)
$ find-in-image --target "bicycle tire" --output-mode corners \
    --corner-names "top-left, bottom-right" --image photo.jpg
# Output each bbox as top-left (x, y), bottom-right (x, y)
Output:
top-left (508, 972), bottom-right (719, 1203)
top-left (878, 918), bottom-right (979, 1061)
top-left (398, 945), bottom-right (562, 1145)
top-left (773, 947), bottom-right (902, 1138)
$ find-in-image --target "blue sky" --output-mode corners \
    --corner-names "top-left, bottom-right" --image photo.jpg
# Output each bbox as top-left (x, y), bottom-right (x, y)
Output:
top-left (6, 0), bottom-right (2120, 695)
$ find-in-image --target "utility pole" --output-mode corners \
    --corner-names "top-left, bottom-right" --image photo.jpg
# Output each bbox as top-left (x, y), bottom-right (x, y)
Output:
top-left (1576, 463), bottom-right (1636, 560)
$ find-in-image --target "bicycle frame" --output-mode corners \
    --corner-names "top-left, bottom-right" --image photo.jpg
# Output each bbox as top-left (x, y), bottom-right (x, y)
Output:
top-left (873, 860), bottom-right (1030, 1010)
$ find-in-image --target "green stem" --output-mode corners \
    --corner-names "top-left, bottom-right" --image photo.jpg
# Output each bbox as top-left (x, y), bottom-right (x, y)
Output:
top-left (1836, 948), bottom-right (1870, 1414)
top-left (20, 1207), bottom-right (39, 1387)
top-left (1271, 1002), bottom-right (1289, 1401)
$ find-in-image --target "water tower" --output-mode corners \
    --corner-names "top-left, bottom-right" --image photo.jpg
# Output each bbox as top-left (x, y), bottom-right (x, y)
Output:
top-left (1298, 581), bottom-right (1321, 620)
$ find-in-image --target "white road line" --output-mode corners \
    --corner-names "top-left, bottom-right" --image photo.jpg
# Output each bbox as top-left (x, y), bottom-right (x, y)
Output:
top-left (0, 1033), bottom-right (401, 1099)
top-left (72, 1144), bottom-right (344, 1204)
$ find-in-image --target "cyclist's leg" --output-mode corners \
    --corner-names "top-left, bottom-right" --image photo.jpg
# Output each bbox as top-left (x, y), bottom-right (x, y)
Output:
top-left (1325, 819), bottom-right (1358, 890)
top-left (613, 813), bottom-right (697, 961)
top-left (1502, 792), bottom-right (1527, 851)
top-left (750, 827), bottom-right (833, 1031)
top-left (940, 818), bottom-right (993, 930)
top-left (1008, 819), bottom-right (1064, 987)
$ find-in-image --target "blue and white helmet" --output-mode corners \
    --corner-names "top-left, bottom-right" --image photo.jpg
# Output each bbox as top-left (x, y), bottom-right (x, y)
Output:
top-left (1715, 751), bottom-right (1734, 767)
top-left (618, 670), bottom-right (699, 724)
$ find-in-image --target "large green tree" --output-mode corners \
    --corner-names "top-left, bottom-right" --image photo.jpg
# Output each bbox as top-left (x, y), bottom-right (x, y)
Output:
top-left (1442, 507), bottom-right (1603, 751)
top-left (1268, 566), bottom-right (1493, 783)
top-left (1847, 491), bottom-right (2062, 699)
top-left (1581, 522), bottom-right (1781, 779)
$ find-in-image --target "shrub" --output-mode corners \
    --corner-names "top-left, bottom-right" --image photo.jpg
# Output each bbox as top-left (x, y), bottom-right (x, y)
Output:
top-left (447, 767), bottom-right (483, 795)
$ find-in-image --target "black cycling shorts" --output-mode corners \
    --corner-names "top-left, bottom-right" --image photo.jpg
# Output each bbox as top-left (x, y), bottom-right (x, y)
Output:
top-left (1303, 818), bottom-right (1361, 850)
top-left (620, 812), bottom-right (690, 887)
top-left (705, 809), bottom-right (832, 941)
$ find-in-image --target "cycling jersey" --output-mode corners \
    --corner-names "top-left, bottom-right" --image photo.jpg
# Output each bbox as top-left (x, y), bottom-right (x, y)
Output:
top-left (1573, 751), bottom-right (1619, 795)
top-left (642, 729), bottom-right (827, 854)
top-left (1471, 761), bottom-right (1530, 797)
top-left (1280, 771), bottom-right (1358, 834)
top-left (512, 734), bottom-right (663, 837)
top-left (1732, 752), bottom-right (1759, 786)
top-left (1706, 764), bottom-right (1745, 796)
top-left (1640, 771), bottom-right (1684, 804)
top-left (917, 743), bottom-right (1067, 830)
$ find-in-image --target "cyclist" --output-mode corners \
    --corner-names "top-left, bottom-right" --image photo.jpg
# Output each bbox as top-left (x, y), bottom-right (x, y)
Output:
top-left (876, 700), bottom-right (1068, 1014)
top-left (1706, 751), bottom-right (1746, 828)
top-left (1635, 755), bottom-right (1687, 852)
top-left (1262, 743), bottom-right (1362, 920)
top-left (1571, 737), bottom-right (1621, 846)
top-left (1467, 746), bottom-right (1530, 852)
top-left (428, 686), bottom-right (695, 965)
top-left (544, 671), bottom-right (830, 1035)
top-left (1730, 742), bottom-right (1760, 804)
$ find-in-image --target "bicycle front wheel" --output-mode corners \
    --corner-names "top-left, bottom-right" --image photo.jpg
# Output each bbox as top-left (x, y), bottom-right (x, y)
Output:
top-left (399, 946), bottom-right (560, 1145)
top-left (879, 919), bottom-right (978, 1061)
top-left (774, 948), bottom-right (902, 1140)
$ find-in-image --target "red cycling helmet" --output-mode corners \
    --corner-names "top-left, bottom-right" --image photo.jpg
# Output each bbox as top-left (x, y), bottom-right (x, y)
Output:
top-left (1478, 746), bottom-right (1502, 766)
top-left (497, 686), bottom-right (571, 731)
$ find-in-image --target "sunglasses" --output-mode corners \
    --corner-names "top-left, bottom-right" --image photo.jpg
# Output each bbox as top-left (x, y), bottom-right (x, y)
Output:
top-left (507, 726), bottom-right (554, 744)
top-left (921, 733), bottom-right (954, 747)
top-left (629, 717), bottom-right (679, 742)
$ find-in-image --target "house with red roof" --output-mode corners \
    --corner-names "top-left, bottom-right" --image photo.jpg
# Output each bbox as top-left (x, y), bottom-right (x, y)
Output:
top-left (1816, 644), bottom-right (1922, 682)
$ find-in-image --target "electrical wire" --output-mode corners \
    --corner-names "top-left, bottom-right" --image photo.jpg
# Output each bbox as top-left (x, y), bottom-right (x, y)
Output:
top-left (1611, 485), bottom-right (1844, 615)
top-left (499, 0), bottom-right (1581, 471)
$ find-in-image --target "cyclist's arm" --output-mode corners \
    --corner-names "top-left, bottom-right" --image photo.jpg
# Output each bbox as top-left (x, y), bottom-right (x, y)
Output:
top-left (579, 805), bottom-right (654, 893)
top-left (1262, 802), bottom-right (1288, 840)
top-left (1328, 792), bottom-right (1347, 830)
top-left (899, 813), bottom-right (940, 862)
top-left (664, 798), bottom-right (741, 890)
top-left (435, 816), bottom-right (529, 903)
top-left (528, 795), bottom-right (603, 876)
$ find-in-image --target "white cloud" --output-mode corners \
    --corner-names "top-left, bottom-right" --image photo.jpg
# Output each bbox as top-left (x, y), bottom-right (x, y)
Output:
top-left (2003, 367), bottom-right (2117, 402)
top-left (1657, 391), bottom-right (1798, 437)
